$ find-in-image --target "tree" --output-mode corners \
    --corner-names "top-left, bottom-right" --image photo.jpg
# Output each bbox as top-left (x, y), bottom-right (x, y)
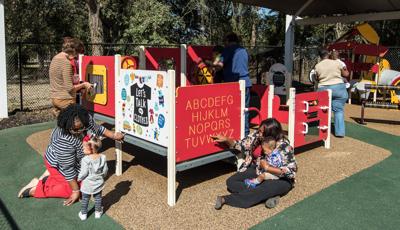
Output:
top-left (86, 0), bottom-right (104, 55)
top-left (120, 0), bottom-right (184, 45)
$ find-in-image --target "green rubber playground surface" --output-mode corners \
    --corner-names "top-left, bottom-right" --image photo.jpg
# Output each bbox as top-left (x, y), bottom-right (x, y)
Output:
top-left (0, 122), bottom-right (122, 230)
top-left (252, 122), bottom-right (400, 230)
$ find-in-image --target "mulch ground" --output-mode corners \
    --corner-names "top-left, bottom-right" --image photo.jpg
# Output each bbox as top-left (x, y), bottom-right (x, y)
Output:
top-left (0, 108), bottom-right (55, 130)
top-left (25, 103), bottom-right (394, 229)
top-left (345, 104), bottom-right (400, 136)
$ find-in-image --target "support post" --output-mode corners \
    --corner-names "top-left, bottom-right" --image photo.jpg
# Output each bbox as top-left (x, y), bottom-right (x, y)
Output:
top-left (78, 54), bottom-right (84, 105)
top-left (0, 0), bottom-right (7, 118)
top-left (284, 15), bottom-right (294, 73)
top-left (325, 89), bottom-right (332, 149)
top-left (18, 42), bottom-right (23, 111)
top-left (114, 55), bottom-right (123, 176)
top-left (288, 88), bottom-right (296, 147)
top-left (180, 44), bottom-right (187, 86)
top-left (239, 80), bottom-right (245, 139)
top-left (167, 70), bottom-right (176, 206)
top-left (139, 46), bottom-right (145, 69)
top-left (267, 85), bottom-right (274, 118)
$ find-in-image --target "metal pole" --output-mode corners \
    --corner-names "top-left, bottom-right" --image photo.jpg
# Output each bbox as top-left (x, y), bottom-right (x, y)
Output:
top-left (0, 0), bottom-right (8, 118)
top-left (18, 42), bottom-right (23, 111)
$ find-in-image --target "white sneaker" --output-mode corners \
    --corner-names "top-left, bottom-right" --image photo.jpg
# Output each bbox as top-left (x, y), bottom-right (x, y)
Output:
top-left (78, 211), bottom-right (87, 221)
top-left (94, 211), bottom-right (103, 219)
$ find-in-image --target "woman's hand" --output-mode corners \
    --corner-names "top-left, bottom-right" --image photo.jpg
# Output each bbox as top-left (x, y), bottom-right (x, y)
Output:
top-left (113, 132), bottom-right (125, 141)
top-left (83, 82), bottom-right (93, 91)
top-left (63, 191), bottom-right (80, 206)
top-left (210, 134), bottom-right (228, 143)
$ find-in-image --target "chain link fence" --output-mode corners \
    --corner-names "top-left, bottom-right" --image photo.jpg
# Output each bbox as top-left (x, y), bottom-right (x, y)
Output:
top-left (5, 43), bottom-right (400, 113)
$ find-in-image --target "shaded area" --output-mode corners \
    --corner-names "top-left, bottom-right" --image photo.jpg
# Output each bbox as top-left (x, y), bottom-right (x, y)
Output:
top-left (252, 121), bottom-right (400, 229)
top-left (0, 122), bottom-right (123, 230)
top-left (351, 116), bottom-right (400, 125)
top-left (0, 197), bottom-right (19, 230)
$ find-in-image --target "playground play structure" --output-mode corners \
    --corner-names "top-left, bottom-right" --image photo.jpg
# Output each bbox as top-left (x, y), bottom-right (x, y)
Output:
top-left (79, 45), bottom-right (332, 206)
top-left (360, 84), bottom-right (400, 124)
top-left (326, 23), bottom-right (400, 104)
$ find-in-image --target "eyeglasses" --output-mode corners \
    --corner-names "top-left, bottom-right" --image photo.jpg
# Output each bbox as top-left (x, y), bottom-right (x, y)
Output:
top-left (69, 127), bottom-right (87, 135)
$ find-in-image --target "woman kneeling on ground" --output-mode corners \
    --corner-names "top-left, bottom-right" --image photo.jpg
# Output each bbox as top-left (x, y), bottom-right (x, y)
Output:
top-left (212, 118), bottom-right (297, 209)
top-left (17, 104), bottom-right (124, 206)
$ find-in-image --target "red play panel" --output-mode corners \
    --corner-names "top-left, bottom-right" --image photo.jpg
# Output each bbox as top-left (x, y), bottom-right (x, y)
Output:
top-left (175, 83), bottom-right (242, 162)
top-left (81, 56), bottom-right (116, 118)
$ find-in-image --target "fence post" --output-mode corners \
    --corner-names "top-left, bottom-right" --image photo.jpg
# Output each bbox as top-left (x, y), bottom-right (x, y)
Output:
top-left (17, 42), bottom-right (23, 111)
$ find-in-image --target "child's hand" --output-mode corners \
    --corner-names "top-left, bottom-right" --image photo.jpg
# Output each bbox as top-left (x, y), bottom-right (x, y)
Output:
top-left (281, 167), bottom-right (289, 174)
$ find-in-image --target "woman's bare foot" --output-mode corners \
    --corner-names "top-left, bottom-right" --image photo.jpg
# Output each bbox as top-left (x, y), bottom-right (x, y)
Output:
top-left (18, 177), bottom-right (39, 198)
top-left (38, 170), bottom-right (50, 180)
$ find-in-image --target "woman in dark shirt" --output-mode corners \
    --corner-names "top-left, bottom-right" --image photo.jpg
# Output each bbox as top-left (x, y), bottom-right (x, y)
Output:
top-left (18, 104), bottom-right (124, 206)
top-left (212, 118), bottom-right (297, 209)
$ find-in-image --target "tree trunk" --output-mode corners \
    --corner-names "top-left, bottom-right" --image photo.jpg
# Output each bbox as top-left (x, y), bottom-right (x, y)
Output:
top-left (86, 0), bottom-right (104, 55)
top-left (250, 20), bottom-right (257, 48)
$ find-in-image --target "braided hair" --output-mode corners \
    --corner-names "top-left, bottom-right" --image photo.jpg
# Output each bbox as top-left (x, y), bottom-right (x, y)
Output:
top-left (57, 104), bottom-right (90, 135)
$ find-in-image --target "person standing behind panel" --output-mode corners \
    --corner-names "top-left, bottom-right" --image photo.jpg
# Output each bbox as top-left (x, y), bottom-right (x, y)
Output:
top-left (215, 32), bottom-right (252, 136)
top-left (50, 37), bottom-right (92, 116)
top-left (315, 49), bottom-right (349, 137)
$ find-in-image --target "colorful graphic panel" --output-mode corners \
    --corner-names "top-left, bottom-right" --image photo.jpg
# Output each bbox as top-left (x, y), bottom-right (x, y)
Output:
top-left (117, 69), bottom-right (170, 147)
top-left (175, 83), bottom-right (242, 162)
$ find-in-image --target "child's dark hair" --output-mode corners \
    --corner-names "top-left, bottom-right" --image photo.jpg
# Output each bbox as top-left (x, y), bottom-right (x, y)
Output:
top-left (57, 104), bottom-right (90, 135)
top-left (260, 118), bottom-right (285, 141)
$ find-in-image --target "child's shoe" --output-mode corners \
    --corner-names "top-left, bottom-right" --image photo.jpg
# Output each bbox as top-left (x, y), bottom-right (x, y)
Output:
top-left (244, 179), bottom-right (257, 189)
top-left (95, 207), bottom-right (103, 219)
top-left (78, 211), bottom-right (87, 221)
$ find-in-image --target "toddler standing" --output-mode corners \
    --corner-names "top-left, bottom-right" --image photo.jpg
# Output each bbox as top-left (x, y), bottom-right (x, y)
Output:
top-left (78, 135), bottom-right (108, 220)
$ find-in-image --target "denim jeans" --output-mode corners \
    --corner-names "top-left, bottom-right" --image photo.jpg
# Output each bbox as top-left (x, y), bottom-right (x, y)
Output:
top-left (245, 87), bottom-right (250, 136)
top-left (318, 83), bottom-right (348, 137)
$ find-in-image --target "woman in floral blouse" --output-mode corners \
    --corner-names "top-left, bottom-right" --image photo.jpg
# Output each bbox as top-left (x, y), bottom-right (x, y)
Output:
top-left (212, 118), bottom-right (297, 209)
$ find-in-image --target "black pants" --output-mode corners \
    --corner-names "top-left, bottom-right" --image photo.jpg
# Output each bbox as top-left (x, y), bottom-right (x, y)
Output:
top-left (224, 166), bottom-right (293, 208)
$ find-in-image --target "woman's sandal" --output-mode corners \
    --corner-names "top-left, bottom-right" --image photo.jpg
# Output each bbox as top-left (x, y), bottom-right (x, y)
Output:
top-left (17, 178), bottom-right (38, 198)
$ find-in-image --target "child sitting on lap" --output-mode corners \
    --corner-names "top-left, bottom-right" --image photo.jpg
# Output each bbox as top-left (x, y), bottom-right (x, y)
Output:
top-left (245, 136), bottom-right (284, 188)
top-left (78, 135), bottom-right (108, 220)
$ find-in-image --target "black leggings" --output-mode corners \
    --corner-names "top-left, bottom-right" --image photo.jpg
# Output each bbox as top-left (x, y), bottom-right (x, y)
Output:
top-left (224, 166), bottom-right (293, 208)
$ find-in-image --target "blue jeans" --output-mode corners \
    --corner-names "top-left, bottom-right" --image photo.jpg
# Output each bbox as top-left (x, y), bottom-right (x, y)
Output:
top-left (318, 83), bottom-right (348, 137)
top-left (245, 87), bottom-right (250, 136)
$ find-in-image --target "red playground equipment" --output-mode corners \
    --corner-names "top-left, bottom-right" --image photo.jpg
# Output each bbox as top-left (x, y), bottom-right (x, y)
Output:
top-left (79, 46), bottom-right (332, 206)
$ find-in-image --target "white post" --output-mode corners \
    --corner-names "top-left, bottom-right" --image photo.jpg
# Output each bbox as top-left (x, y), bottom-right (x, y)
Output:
top-left (180, 44), bottom-right (187, 87)
top-left (139, 46), bottom-right (145, 69)
top-left (373, 62), bottom-right (379, 102)
top-left (78, 54), bottom-right (83, 81)
top-left (267, 85), bottom-right (274, 118)
top-left (78, 54), bottom-right (84, 105)
top-left (239, 80), bottom-right (245, 139)
top-left (114, 55), bottom-right (123, 176)
top-left (288, 88), bottom-right (296, 147)
top-left (167, 70), bottom-right (176, 206)
top-left (0, 0), bottom-right (8, 118)
top-left (284, 15), bottom-right (295, 73)
top-left (325, 89), bottom-right (332, 149)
